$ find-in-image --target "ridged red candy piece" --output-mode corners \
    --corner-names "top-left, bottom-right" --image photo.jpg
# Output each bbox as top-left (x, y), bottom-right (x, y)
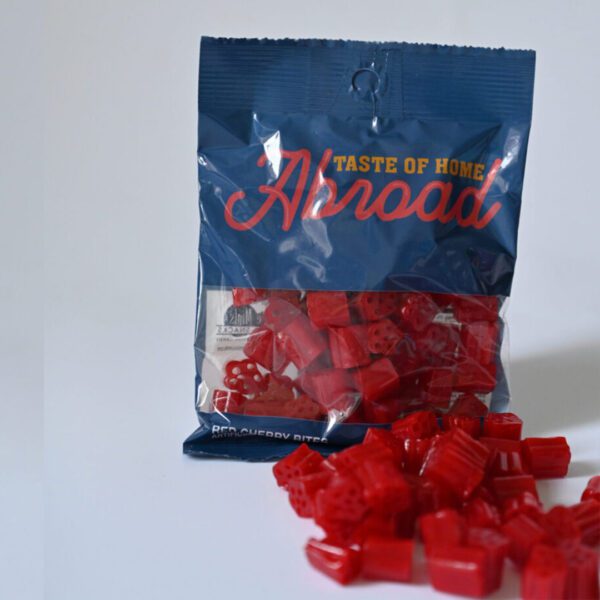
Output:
top-left (452, 294), bottom-right (499, 323)
top-left (521, 544), bottom-right (568, 600)
top-left (414, 476), bottom-right (458, 515)
top-left (367, 319), bottom-right (404, 355)
top-left (542, 505), bottom-right (582, 544)
top-left (491, 475), bottom-right (538, 503)
top-left (348, 512), bottom-right (398, 545)
top-left (451, 393), bottom-right (489, 417)
top-left (212, 389), bottom-right (246, 413)
top-left (442, 414), bottom-right (481, 438)
top-left (243, 325), bottom-right (288, 372)
top-left (362, 397), bottom-right (407, 424)
top-left (328, 325), bottom-right (370, 369)
top-left (279, 395), bottom-right (323, 420)
top-left (272, 443), bottom-right (324, 488)
top-left (419, 509), bottom-right (465, 551)
top-left (427, 545), bottom-right (490, 598)
top-left (277, 314), bottom-right (328, 370)
top-left (305, 538), bottom-right (361, 585)
top-left (421, 429), bottom-right (489, 500)
top-left (570, 500), bottom-right (600, 546)
top-left (362, 536), bottom-right (413, 582)
top-left (483, 412), bottom-right (523, 440)
top-left (306, 291), bottom-right (351, 328)
top-left (502, 491), bottom-right (544, 523)
top-left (288, 471), bottom-right (331, 518)
top-left (391, 410), bottom-right (440, 440)
top-left (582, 475), bottom-right (600, 503)
top-left (223, 359), bottom-right (267, 394)
top-left (354, 460), bottom-right (412, 513)
top-left (298, 368), bottom-right (357, 413)
top-left (263, 296), bottom-right (303, 332)
top-left (464, 497), bottom-right (501, 529)
top-left (252, 374), bottom-right (295, 404)
top-left (422, 368), bottom-right (453, 409)
top-left (415, 323), bottom-right (460, 365)
top-left (232, 287), bottom-right (268, 306)
top-left (562, 542), bottom-right (600, 600)
top-left (454, 359), bottom-right (497, 393)
top-left (460, 320), bottom-right (498, 366)
top-left (501, 513), bottom-right (549, 566)
top-left (354, 358), bottom-right (400, 404)
top-left (354, 292), bottom-right (398, 321)
top-left (466, 527), bottom-right (509, 592)
top-left (362, 428), bottom-right (404, 465)
top-left (521, 436), bottom-right (571, 478)
top-left (323, 441), bottom-right (395, 475)
top-left (480, 437), bottom-right (525, 476)
top-left (403, 436), bottom-right (437, 475)
top-left (398, 293), bottom-right (438, 332)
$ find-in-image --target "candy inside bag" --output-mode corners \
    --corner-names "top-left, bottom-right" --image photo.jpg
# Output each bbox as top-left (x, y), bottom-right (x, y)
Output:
top-left (185, 38), bottom-right (535, 460)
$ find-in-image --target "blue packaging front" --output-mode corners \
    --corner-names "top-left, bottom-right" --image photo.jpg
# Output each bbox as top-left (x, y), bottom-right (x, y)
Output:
top-left (184, 37), bottom-right (535, 460)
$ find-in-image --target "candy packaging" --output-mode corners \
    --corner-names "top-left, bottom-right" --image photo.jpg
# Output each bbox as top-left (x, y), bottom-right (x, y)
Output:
top-left (184, 38), bottom-right (536, 459)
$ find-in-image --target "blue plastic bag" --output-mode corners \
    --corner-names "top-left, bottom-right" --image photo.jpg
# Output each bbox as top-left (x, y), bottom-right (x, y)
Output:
top-left (184, 37), bottom-right (535, 460)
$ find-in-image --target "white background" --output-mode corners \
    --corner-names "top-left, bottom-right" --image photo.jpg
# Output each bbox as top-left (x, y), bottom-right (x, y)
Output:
top-left (3, 1), bottom-right (600, 599)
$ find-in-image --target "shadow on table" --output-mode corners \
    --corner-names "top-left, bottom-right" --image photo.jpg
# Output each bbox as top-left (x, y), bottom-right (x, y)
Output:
top-left (509, 342), bottom-right (600, 435)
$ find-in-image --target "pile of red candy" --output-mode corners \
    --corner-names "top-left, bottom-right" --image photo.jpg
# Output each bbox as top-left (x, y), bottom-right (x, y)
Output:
top-left (213, 288), bottom-right (501, 421)
top-left (273, 408), bottom-right (600, 598)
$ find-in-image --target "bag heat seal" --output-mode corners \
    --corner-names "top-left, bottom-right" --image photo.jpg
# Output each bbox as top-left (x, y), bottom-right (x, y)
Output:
top-left (184, 37), bottom-right (535, 460)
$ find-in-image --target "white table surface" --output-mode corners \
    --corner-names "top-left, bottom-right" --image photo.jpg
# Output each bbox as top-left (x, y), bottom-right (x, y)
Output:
top-left (3, 1), bottom-right (600, 598)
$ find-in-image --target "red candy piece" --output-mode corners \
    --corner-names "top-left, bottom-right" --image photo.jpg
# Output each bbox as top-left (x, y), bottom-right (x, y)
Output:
top-left (542, 505), bottom-right (582, 544)
top-left (414, 476), bottom-right (458, 515)
top-left (582, 475), bottom-right (600, 504)
top-left (403, 436), bottom-right (437, 475)
top-left (522, 544), bottom-right (568, 600)
top-left (464, 497), bottom-right (501, 529)
top-left (427, 545), bottom-right (490, 598)
top-left (212, 389), bottom-right (246, 413)
top-left (562, 542), bottom-right (600, 600)
top-left (466, 527), bottom-right (509, 592)
top-left (454, 359), bottom-right (497, 393)
top-left (314, 474), bottom-right (368, 526)
top-left (278, 314), bottom-right (328, 370)
top-left (451, 393), bottom-right (489, 417)
top-left (421, 428), bottom-right (489, 500)
top-left (415, 323), bottom-right (460, 365)
top-left (452, 294), bottom-right (499, 323)
top-left (328, 325), bottom-right (370, 369)
top-left (362, 428), bottom-right (404, 465)
top-left (354, 358), bottom-right (400, 404)
top-left (306, 291), bottom-right (351, 328)
top-left (460, 321), bottom-right (498, 366)
top-left (367, 319), bottom-right (404, 355)
top-left (232, 287), bottom-right (268, 306)
top-left (298, 368), bottom-right (357, 413)
top-left (252, 373), bottom-right (295, 404)
top-left (355, 460), bottom-right (412, 513)
top-left (354, 292), bottom-right (397, 321)
top-left (421, 368), bottom-right (453, 409)
top-left (570, 500), bottom-right (600, 546)
top-left (362, 397), bottom-right (406, 424)
top-left (521, 436), bottom-right (571, 478)
top-left (483, 411), bottom-right (523, 440)
top-left (243, 325), bottom-right (288, 372)
top-left (223, 359), bottom-right (267, 394)
top-left (391, 410), bottom-right (440, 440)
top-left (362, 536), bottom-right (413, 582)
top-left (419, 509), bottom-right (465, 551)
top-left (398, 293), bottom-right (438, 332)
top-left (492, 474), bottom-right (538, 503)
top-left (501, 513), bottom-right (549, 566)
top-left (272, 443), bottom-right (324, 488)
top-left (280, 395), bottom-right (323, 420)
top-left (305, 538), bottom-right (361, 585)
top-left (480, 437), bottom-right (525, 476)
top-left (263, 296), bottom-right (303, 332)
top-left (442, 414), bottom-right (481, 438)
top-left (288, 471), bottom-right (331, 518)
top-left (502, 491), bottom-right (544, 523)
